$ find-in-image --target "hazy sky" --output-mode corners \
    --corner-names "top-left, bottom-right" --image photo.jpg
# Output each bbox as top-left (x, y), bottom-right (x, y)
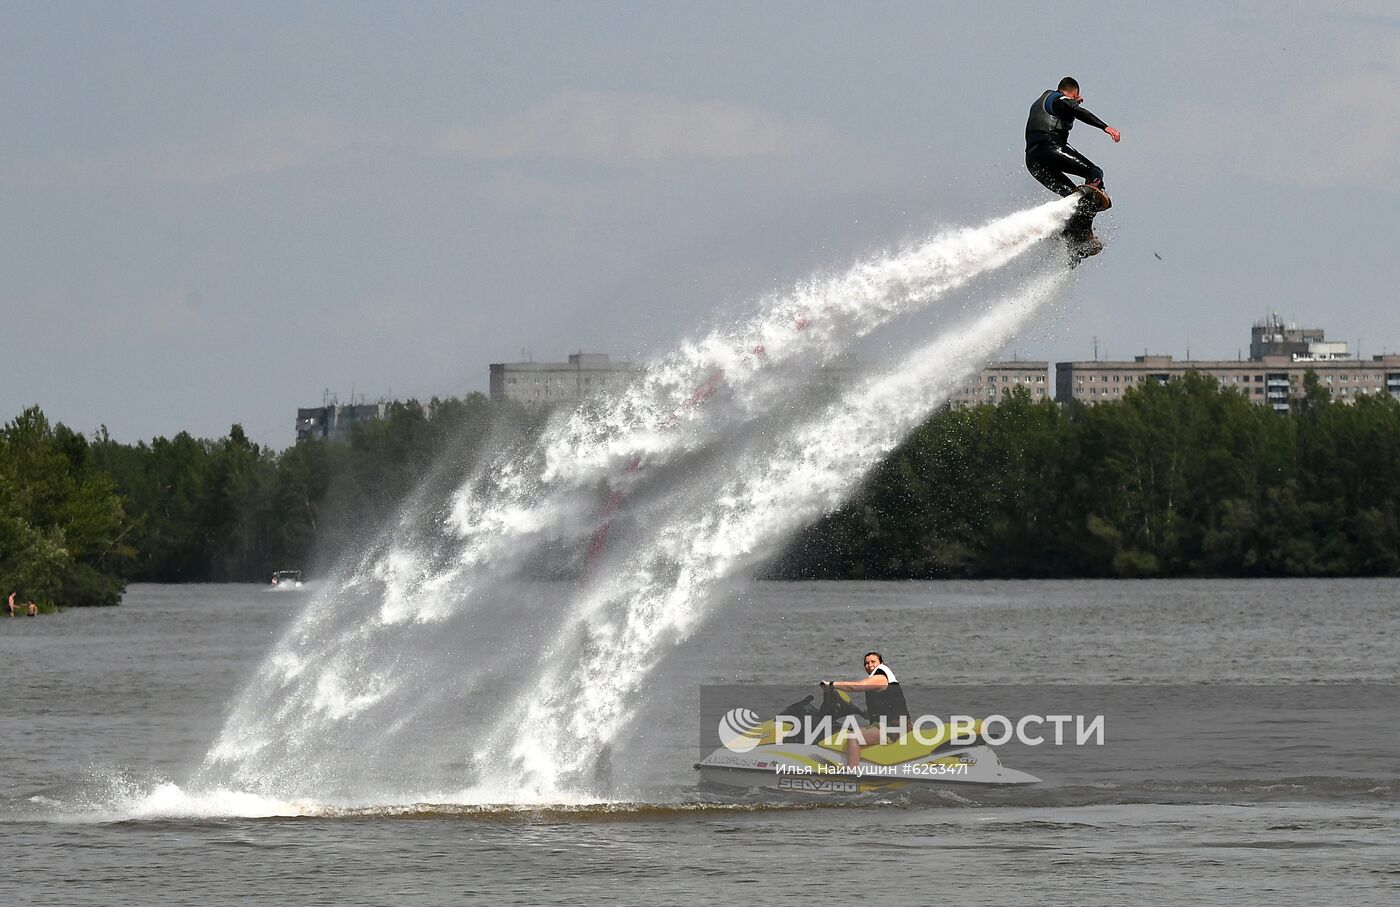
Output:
top-left (4, 1), bottom-right (1399, 446)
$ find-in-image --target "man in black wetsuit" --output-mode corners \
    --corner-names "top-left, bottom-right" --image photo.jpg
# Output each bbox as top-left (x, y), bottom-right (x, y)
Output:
top-left (1025, 76), bottom-right (1121, 198)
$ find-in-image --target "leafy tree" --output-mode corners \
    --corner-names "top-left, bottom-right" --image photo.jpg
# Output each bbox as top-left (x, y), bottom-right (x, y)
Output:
top-left (0, 407), bottom-right (131, 606)
top-left (10, 374), bottom-right (1399, 597)
top-left (776, 373), bottom-right (1400, 580)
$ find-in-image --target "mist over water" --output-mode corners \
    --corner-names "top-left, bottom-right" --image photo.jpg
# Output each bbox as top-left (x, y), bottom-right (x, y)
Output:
top-left (179, 198), bottom-right (1077, 811)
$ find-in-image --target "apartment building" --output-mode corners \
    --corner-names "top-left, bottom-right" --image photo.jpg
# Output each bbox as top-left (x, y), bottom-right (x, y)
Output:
top-left (1056, 317), bottom-right (1400, 413)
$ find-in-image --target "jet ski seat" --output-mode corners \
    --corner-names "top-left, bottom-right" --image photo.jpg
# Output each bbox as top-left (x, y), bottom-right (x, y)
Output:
top-left (814, 719), bottom-right (985, 766)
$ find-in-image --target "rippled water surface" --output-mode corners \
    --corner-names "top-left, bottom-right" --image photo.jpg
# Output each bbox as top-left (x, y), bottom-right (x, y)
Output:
top-left (2, 580), bottom-right (1397, 905)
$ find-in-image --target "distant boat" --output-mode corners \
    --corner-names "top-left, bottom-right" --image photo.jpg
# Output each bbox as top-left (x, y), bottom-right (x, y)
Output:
top-left (270, 570), bottom-right (304, 589)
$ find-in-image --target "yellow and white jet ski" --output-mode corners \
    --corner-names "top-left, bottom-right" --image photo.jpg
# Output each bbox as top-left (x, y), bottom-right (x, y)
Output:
top-left (695, 687), bottom-right (1040, 794)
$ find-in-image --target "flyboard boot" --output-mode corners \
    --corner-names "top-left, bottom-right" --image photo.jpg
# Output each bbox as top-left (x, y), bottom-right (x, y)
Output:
top-left (1063, 183), bottom-right (1111, 265)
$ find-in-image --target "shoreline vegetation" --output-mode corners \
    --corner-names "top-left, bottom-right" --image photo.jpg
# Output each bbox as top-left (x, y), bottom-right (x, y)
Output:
top-left (775, 372), bottom-right (1400, 581)
top-left (2, 372), bottom-right (1397, 607)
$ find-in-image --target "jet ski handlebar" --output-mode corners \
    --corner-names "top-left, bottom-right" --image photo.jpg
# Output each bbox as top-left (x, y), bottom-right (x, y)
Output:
top-left (778, 687), bottom-right (869, 722)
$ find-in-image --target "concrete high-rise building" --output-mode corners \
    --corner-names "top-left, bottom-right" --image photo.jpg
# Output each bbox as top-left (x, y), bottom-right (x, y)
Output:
top-left (1249, 312), bottom-right (1350, 360)
top-left (490, 353), bottom-right (1051, 410)
top-left (947, 361), bottom-right (1051, 408)
top-left (1057, 320), bottom-right (1400, 413)
top-left (296, 402), bottom-right (392, 443)
top-left (489, 353), bottom-right (641, 405)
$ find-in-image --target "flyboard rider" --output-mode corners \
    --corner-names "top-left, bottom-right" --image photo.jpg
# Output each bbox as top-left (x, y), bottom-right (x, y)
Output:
top-left (1025, 75), bottom-right (1121, 199)
top-left (821, 651), bottom-right (911, 767)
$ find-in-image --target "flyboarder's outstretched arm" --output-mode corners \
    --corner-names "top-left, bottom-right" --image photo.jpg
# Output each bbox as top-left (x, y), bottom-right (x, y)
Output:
top-left (1057, 96), bottom-right (1122, 143)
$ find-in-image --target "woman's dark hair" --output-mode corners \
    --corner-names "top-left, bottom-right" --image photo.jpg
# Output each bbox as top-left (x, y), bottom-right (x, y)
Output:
top-left (865, 651), bottom-right (883, 663)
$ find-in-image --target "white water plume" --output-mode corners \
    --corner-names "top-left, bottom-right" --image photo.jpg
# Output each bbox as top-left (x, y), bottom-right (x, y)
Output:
top-left (541, 196), bottom-right (1077, 484)
top-left (467, 270), bottom-right (1070, 801)
top-left (195, 199), bottom-right (1077, 807)
top-left (351, 196), bottom-right (1077, 628)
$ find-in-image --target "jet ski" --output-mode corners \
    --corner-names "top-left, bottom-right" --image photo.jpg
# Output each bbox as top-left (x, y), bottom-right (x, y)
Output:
top-left (695, 686), bottom-right (1041, 794)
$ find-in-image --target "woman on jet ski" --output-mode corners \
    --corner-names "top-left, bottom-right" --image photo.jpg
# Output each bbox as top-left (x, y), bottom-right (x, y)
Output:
top-left (821, 651), bottom-right (911, 767)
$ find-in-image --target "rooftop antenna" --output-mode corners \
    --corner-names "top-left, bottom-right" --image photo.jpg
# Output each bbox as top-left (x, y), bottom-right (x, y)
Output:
top-left (1093, 336), bottom-right (1099, 361)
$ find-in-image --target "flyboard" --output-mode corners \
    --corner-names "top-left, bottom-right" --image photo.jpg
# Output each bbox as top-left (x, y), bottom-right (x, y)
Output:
top-left (1064, 184), bottom-right (1111, 265)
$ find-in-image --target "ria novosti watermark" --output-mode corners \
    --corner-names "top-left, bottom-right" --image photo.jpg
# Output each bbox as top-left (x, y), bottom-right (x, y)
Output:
top-left (703, 684), bottom-right (1400, 791)
top-left (717, 705), bottom-right (1105, 754)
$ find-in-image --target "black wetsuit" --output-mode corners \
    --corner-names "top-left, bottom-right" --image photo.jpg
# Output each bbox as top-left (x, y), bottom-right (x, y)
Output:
top-left (1025, 89), bottom-right (1109, 196)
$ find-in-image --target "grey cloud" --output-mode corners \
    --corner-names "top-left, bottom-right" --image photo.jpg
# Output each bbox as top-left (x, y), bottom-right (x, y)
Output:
top-left (8, 116), bottom-right (387, 187)
top-left (1149, 35), bottom-right (1400, 190)
top-left (432, 90), bottom-right (849, 163)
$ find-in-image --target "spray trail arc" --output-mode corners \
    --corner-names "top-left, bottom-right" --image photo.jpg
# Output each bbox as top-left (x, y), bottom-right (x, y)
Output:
top-left (293, 196), bottom-right (1077, 632)
top-left (576, 197), bottom-right (1078, 571)
top-left (468, 271), bottom-right (1071, 801)
top-left (543, 196), bottom-right (1077, 485)
top-left (198, 198), bottom-right (1077, 805)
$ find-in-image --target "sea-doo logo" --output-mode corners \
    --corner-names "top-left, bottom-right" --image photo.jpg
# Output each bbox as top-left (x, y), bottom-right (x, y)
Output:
top-left (777, 777), bottom-right (859, 793)
top-left (718, 707), bottom-right (765, 753)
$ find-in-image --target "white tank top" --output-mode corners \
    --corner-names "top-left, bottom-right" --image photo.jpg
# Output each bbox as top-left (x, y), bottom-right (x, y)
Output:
top-left (872, 663), bottom-right (897, 684)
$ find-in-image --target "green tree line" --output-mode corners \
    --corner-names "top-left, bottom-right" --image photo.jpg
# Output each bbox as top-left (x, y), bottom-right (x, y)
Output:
top-left (4, 374), bottom-right (1399, 606)
top-left (775, 372), bottom-right (1400, 579)
top-left (0, 408), bottom-right (131, 608)
top-left (0, 395), bottom-right (542, 605)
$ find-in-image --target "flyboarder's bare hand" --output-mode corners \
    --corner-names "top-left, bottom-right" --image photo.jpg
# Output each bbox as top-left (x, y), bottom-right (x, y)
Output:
top-left (1106, 127), bottom-right (1121, 142)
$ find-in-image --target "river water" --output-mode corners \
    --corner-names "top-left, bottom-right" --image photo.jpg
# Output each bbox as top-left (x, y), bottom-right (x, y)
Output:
top-left (1, 580), bottom-right (1397, 905)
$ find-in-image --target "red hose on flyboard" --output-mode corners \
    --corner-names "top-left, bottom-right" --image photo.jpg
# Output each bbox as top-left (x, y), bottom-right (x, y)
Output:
top-left (583, 316), bottom-right (812, 574)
